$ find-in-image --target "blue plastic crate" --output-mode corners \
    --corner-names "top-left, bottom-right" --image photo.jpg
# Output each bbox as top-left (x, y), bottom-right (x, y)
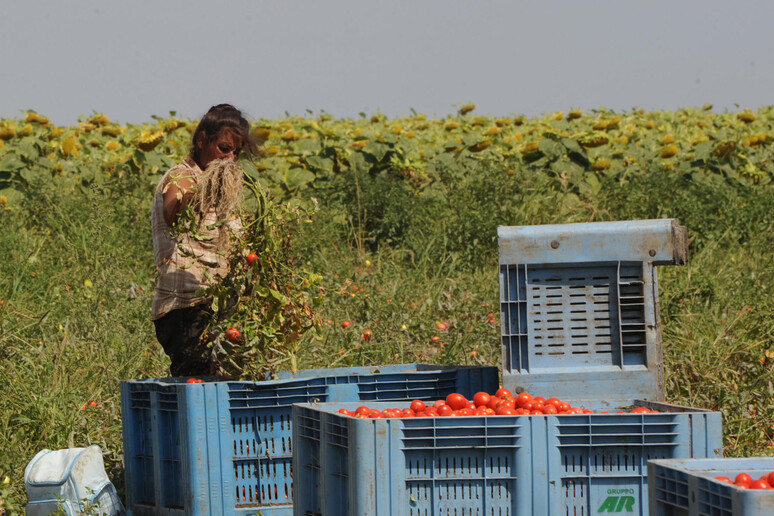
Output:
top-left (649, 457), bottom-right (774, 516)
top-left (498, 219), bottom-right (689, 403)
top-left (292, 399), bottom-right (721, 516)
top-left (120, 363), bottom-right (497, 516)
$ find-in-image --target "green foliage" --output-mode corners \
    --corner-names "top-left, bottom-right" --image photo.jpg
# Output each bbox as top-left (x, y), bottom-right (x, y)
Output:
top-left (202, 174), bottom-right (322, 379)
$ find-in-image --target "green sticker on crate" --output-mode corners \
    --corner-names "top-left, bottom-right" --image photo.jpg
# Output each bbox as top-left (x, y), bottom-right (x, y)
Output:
top-left (598, 489), bottom-right (636, 513)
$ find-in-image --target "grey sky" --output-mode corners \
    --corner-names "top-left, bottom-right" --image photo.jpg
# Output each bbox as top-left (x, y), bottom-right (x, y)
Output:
top-left (1, 1), bottom-right (770, 125)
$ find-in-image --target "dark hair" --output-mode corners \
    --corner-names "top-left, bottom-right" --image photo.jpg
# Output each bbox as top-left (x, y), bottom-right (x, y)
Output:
top-left (191, 104), bottom-right (257, 162)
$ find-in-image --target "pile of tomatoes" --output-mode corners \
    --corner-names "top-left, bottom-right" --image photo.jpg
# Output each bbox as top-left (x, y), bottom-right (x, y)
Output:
top-left (335, 388), bottom-right (660, 418)
top-left (714, 471), bottom-right (774, 490)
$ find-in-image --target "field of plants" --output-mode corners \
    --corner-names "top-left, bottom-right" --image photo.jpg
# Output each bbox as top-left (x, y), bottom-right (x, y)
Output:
top-left (1, 104), bottom-right (774, 511)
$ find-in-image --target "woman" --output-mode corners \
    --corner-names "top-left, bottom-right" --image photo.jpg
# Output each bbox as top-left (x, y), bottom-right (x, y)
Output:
top-left (151, 104), bottom-right (256, 376)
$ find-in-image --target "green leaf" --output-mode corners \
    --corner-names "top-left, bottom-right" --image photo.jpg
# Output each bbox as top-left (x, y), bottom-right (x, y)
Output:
top-left (304, 156), bottom-right (333, 174)
top-left (284, 168), bottom-right (316, 191)
top-left (694, 141), bottom-right (713, 162)
top-left (362, 141), bottom-right (390, 162)
top-left (0, 155), bottom-right (25, 173)
top-left (294, 139), bottom-right (321, 154)
top-left (538, 138), bottom-right (564, 160)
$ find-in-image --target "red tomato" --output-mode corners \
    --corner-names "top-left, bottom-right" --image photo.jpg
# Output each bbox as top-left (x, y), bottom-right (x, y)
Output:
top-left (467, 401), bottom-right (476, 410)
top-left (369, 409), bottom-right (383, 418)
top-left (410, 400), bottom-right (426, 413)
top-left (749, 480), bottom-right (770, 489)
top-left (515, 393), bottom-right (533, 407)
top-left (437, 404), bottom-right (454, 416)
top-left (433, 399), bottom-right (447, 409)
top-left (337, 408), bottom-right (354, 416)
top-left (541, 404), bottom-right (558, 415)
top-left (402, 408), bottom-right (416, 417)
top-left (532, 396), bottom-right (546, 405)
top-left (225, 327), bottom-right (241, 341)
top-left (529, 409), bottom-right (543, 415)
top-left (186, 378), bottom-right (199, 384)
top-left (361, 329), bottom-right (372, 340)
top-left (423, 408), bottom-right (438, 417)
top-left (546, 398), bottom-right (562, 409)
top-left (474, 406), bottom-right (489, 415)
top-left (445, 393), bottom-right (469, 411)
top-left (515, 408), bottom-right (530, 415)
top-left (767, 472), bottom-right (774, 487)
top-left (735, 473), bottom-right (753, 485)
top-left (558, 402), bottom-right (572, 413)
top-left (582, 409), bottom-right (594, 414)
top-left (246, 252), bottom-right (258, 265)
top-left (714, 476), bottom-right (733, 484)
top-left (459, 408), bottom-right (475, 416)
top-left (487, 396), bottom-right (502, 410)
top-left (341, 320), bottom-right (351, 328)
top-left (355, 406), bottom-right (371, 416)
top-left (531, 402), bottom-right (545, 412)
top-left (473, 392), bottom-right (491, 407)
top-left (495, 388), bottom-right (513, 399)
top-left (495, 406), bottom-right (516, 416)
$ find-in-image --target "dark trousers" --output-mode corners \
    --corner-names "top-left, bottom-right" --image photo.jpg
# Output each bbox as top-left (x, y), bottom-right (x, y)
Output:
top-left (153, 303), bottom-right (213, 377)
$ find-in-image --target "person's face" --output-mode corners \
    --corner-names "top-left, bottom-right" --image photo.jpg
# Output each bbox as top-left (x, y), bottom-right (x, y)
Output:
top-left (197, 129), bottom-right (242, 169)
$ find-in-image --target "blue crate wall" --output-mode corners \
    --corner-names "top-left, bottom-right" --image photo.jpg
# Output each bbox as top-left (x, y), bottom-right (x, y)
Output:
top-left (120, 364), bottom-right (497, 516)
top-left (291, 400), bottom-right (721, 516)
top-left (498, 219), bottom-right (689, 403)
top-left (649, 457), bottom-right (774, 516)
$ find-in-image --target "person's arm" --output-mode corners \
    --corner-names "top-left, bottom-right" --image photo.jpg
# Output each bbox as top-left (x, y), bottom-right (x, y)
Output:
top-left (162, 172), bottom-right (196, 226)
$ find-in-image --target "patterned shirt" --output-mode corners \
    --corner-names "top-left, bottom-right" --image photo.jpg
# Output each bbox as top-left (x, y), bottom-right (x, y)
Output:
top-left (151, 157), bottom-right (241, 320)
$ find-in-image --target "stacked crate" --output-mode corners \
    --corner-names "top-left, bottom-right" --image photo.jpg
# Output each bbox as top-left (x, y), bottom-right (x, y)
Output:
top-left (120, 364), bottom-right (497, 515)
top-left (292, 219), bottom-right (724, 516)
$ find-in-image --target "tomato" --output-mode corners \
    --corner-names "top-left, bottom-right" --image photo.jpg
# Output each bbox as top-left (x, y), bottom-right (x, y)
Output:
top-left (473, 392), bottom-right (491, 407)
top-left (410, 400), bottom-right (426, 413)
top-left (186, 378), bottom-right (199, 383)
top-left (495, 388), bottom-right (513, 399)
top-left (714, 476), bottom-right (733, 484)
top-left (487, 396), bottom-right (501, 410)
top-left (423, 408), bottom-right (438, 417)
top-left (459, 408), bottom-right (475, 416)
top-left (437, 404), bottom-right (454, 416)
top-left (749, 479), bottom-right (770, 489)
top-left (436, 322), bottom-right (448, 331)
top-left (246, 252), bottom-right (258, 265)
top-left (369, 409), bottom-right (383, 418)
top-left (225, 327), bottom-right (241, 341)
top-left (546, 397), bottom-right (561, 409)
top-left (341, 320), bottom-right (351, 328)
top-left (735, 473), bottom-right (753, 485)
top-left (495, 405), bottom-right (516, 416)
top-left (515, 393), bottom-right (533, 407)
top-left (402, 408), bottom-right (416, 417)
top-left (532, 396), bottom-right (546, 405)
top-left (445, 393), bottom-right (469, 411)
top-left (361, 329), bottom-right (372, 340)
top-left (474, 406), bottom-right (489, 415)
top-left (558, 402), bottom-right (571, 413)
top-left (531, 402), bottom-right (545, 412)
top-left (337, 408), bottom-right (354, 416)
top-left (515, 408), bottom-right (530, 415)
top-left (631, 407), bottom-right (651, 414)
top-left (355, 406), bottom-right (371, 416)
top-left (541, 404), bottom-right (558, 415)
top-left (767, 471), bottom-right (774, 486)
top-left (582, 408), bottom-right (594, 414)
top-left (467, 401), bottom-right (476, 410)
